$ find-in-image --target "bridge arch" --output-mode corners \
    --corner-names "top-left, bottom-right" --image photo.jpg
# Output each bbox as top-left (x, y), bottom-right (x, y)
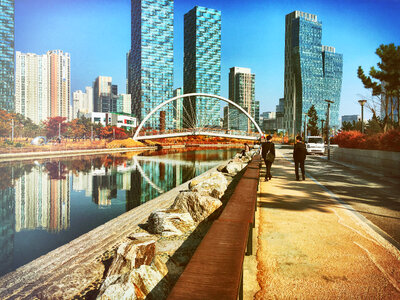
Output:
top-left (133, 93), bottom-right (263, 139)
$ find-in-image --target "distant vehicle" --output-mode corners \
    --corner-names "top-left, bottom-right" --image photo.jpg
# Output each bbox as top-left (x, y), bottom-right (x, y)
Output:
top-left (305, 136), bottom-right (325, 155)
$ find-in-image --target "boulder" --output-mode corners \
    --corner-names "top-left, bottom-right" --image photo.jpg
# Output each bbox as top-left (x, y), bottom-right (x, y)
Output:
top-left (107, 238), bottom-right (156, 277)
top-left (128, 264), bottom-right (170, 300)
top-left (98, 282), bottom-right (136, 300)
top-left (225, 161), bottom-right (246, 174)
top-left (147, 209), bottom-right (195, 236)
top-left (170, 191), bottom-right (222, 223)
top-left (188, 171), bottom-right (228, 199)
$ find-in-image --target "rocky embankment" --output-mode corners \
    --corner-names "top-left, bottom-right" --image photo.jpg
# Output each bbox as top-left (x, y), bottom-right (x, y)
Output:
top-left (95, 149), bottom-right (257, 300)
top-left (0, 149), bottom-right (257, 300)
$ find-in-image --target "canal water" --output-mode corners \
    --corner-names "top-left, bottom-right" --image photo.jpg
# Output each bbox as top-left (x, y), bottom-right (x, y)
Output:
top-left (0, 148), bottom-right (240, 277)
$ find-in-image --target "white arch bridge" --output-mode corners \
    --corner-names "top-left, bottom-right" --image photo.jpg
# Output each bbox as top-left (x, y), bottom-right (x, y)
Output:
top-left (132, 93), bottom-right (263, 141)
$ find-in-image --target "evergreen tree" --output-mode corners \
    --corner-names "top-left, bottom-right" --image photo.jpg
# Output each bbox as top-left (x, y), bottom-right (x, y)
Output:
top-left (307, 105), bottom-right (319, 135)
top-left (358, 43), bottom-right (400, 131)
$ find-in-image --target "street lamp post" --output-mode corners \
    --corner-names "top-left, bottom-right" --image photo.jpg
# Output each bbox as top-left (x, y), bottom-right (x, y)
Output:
top-left (303, 113), bottom-right (307, 138)
top-left (11, 119), bottom-right (14, 142)
top-left (58, 123), bottom-right (61, 140)
top-left (320, 119), bottom-right (325, 137)
top-left (324, 100), bottom-right (334, 160)
top-left (358, 100), bottom-right (367, 134)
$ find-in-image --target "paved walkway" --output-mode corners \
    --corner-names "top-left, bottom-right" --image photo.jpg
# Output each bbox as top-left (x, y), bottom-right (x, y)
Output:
top-left (244, 148), bottom-right (400, 299)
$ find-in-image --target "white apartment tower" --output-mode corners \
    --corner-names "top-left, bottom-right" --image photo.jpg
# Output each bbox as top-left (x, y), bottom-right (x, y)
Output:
top-left (15, 50), bottom-right (71, 123)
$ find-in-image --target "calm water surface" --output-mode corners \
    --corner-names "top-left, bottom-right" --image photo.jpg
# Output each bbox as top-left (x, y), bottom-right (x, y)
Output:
top-left (0, 148), bottom-right (239, 277)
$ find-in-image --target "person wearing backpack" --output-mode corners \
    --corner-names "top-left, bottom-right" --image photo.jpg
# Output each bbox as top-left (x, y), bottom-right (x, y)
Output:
top-left (293, 135), bottom-right (307, 181)
top-left (261, 135), bottom-right (275, 181)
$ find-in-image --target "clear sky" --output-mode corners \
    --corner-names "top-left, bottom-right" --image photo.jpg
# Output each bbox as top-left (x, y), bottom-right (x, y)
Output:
top-left (15, 0), bottom-right (400, 120)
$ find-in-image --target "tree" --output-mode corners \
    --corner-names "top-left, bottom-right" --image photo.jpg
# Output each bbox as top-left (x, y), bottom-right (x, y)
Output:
top-left (358, 43), bottom-right (400, 131)
top-left (43, 116), bottom-right (67, 139)
top-left (307, 105), bottom-right (319, 136)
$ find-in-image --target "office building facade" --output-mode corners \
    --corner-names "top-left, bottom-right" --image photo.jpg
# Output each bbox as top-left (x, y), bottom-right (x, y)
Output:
top-left (283, 11), bottom-right (343, 136)
top-left (128, 0), bottom-right (174, 129)
top-left (228, 67), bottom-right (255, 131)
top-left (0, 0), bottom-right (14, 112)
top-left (184, 6), bottom-right (221, 128)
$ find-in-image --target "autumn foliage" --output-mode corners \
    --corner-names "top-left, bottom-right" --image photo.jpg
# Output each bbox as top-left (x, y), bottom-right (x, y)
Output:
top-left (333, 129), bottom-right (400, 152)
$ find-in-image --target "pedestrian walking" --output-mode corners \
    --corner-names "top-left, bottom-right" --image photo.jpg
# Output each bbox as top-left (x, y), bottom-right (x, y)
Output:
top-left (293, 135), bottom-right (307, 180)
top-left (261, 135), bottom-right (275, 181)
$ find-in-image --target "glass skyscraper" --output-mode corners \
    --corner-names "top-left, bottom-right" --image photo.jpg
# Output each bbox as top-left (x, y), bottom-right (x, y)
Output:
top-left (0, 0), bottom-right (14, 112)
top-left (128, 0), bottom-right (174, 130)
top-left (184, 6), bottom-right (221, 128)
top-left (283, 11), bottom-right (343, 135)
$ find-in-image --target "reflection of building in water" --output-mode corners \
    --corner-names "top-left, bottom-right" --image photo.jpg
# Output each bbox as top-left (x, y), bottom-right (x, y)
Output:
top-left (14, 168), bottom-right (70, 232)
top-left (0, 187), bottom-right (15, 272)
top-left (72, 166), bottom-right (133, 206)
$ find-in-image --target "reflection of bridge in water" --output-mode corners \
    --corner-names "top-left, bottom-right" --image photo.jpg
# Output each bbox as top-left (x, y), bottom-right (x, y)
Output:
top-left (133, 156), bottom-right (223, 168)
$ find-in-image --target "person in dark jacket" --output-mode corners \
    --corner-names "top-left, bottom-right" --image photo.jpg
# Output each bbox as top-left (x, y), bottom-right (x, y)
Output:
top-left (261, 135), bottom-right (275, 181)
top-left (293, 136), bottom-right (307, 180)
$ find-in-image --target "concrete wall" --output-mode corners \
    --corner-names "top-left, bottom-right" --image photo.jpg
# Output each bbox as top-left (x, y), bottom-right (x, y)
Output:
top-left (331, 147), bottom-right (400, 177)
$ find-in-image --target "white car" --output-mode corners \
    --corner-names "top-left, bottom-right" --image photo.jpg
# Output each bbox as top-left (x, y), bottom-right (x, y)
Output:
top-left (305, 136), bottom-right (325, 155)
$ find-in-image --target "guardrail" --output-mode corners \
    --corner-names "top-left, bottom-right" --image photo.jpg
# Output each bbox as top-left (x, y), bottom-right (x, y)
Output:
top-left (167, 154), bottom-right (261, 300)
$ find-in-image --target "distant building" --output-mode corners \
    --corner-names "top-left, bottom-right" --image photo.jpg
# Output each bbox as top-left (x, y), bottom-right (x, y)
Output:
top-left (341, 115), bottom-right (360, 124)
top-left (128, 0), bottom-right (174, 129)
top-left (276, 98), bottom-right (285, 132)
top-left (93, 76), bottom-right (112, 113)
top-left (0, 0), bottom-right (14, 112)
top-left (223, 106), bottom-right (229, 129)
top-left (184, 6), bottom-right (221, 128)
top-left (228, 67), bottom-right (255, 132)
top-left (72, 87), bottom-right (93, 119)
top-left (261, 111), bottom-right (277, 133)
top-left (115, 94), bottom-right (132, 115)
top-left (255, 100), bottom-right (260, 127)
top-left (48, 50), bottom-right (71, 120)
top-left (15, 50), bottom-right (70, 123)
top-left (283, 11), bottom-right (343, 136)
top-left (173, 88), bottom-right (183, 129)
top-left (84, 112), bottom-right (137, 129)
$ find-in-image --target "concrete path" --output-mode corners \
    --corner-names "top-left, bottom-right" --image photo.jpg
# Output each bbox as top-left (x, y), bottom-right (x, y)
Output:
top-left (247, 148), bottom-right (400, 299)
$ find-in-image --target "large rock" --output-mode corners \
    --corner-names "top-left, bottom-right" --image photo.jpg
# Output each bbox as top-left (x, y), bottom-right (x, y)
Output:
top-left (147, 209), bottom-right (195, 236)
top-left (128, 264), bottom-right (170, 300)
top-left (225, 161), bottom-right (246, 174)
top-left (188, 171), bottom-right (228, 199)
top-left (170, 191), bottom-right (222, 223)
top-left (98, 281), bottom-right (136, 300)
top-left (107, 238), bottom-right (156, 277)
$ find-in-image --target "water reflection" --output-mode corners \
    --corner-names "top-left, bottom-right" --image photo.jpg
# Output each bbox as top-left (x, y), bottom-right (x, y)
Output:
top-left (0, 148), bottom-right (239, 276)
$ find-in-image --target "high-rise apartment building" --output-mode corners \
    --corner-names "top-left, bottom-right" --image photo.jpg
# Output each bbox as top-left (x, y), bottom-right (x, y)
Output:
top-left (0, 0), bottom-right (14, 112)
top-left (283, 11), bottom-right (343, 136)
top-left (115, 94), bottom-right (132, 114)
top-left (128, 0), bottom-right (174, 129)
top-left (228, 67), bottom-right (255, 131)
top-left (184, 6), bottom-right (221, 128)
top-left (15, 52), bottom-right (48, 124)
top-left (48, 50), bottom-right (70, 119)
top-left (15, 50), bottom-right (70, 123)
top-left (72, 86), bottom-right (93, 119)
top-left (93, 76), bottom-right (112, 113)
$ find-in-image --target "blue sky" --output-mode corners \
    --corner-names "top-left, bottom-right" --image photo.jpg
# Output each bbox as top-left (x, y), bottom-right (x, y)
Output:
top-left (15, 0), bottom-right (400, 120)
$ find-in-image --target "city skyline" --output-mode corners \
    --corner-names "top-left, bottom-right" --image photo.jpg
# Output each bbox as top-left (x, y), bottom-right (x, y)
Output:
top-left (15, 0), bottom-right (400, 120)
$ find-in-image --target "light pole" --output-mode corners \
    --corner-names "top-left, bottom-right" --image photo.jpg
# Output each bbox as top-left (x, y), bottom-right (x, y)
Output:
top-left (303, 113), bottom-right (307, 138)
top-left (58, 123), bottom-right (61, 141)
top-left (325, 100), bottom-right (334, 160)
top-left (11, 119), bottom-right (14, 142)
top-left (320, 119), bottom-right (325, 137)
top-left (358, 100), bottom-right (367, 134)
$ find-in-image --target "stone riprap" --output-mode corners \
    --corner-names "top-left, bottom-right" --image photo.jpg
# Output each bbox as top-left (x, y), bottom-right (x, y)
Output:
top-left (97, 149), bottom-right (258, 300)
top-left (0, 148), bottom-right (257, 300)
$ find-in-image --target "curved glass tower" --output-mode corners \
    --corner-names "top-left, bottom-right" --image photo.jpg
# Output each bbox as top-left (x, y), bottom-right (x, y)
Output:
top-left (283, 11), bottom-right (343, 135)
